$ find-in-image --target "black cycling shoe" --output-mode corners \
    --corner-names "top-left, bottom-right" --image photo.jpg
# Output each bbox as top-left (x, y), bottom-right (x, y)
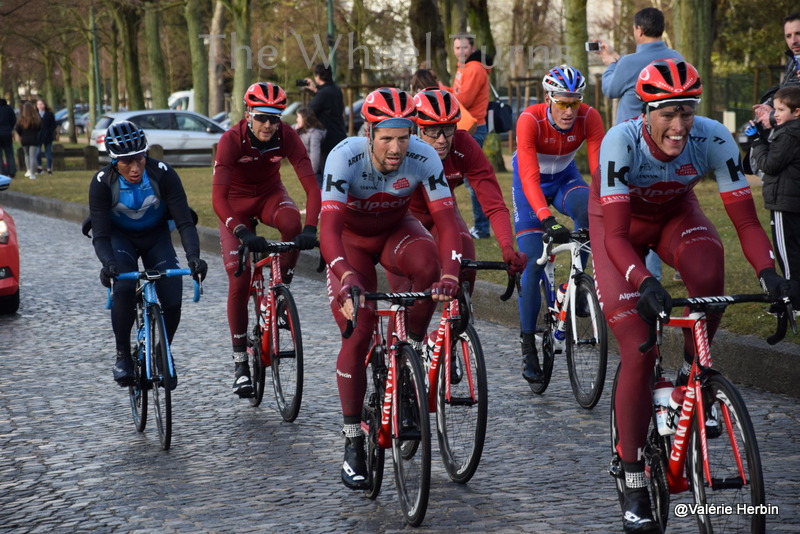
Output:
top-left (622, 487), bottom-right (659, 534)
top-left (522, 352), bottom-right (543, 383)
top-left (232, 361), bottom-right (254, 397)
top-left (576, 291), bottom-right (591, 318)
top-left (113, 350), bottom-right (134, 387)
top-left (450, 351), bottom-right (463, 385)
top-left (341, 436), bottom-right (369, 490)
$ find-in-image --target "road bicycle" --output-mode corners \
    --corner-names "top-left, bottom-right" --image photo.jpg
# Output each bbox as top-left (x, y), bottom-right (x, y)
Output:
top-left (534, 228), bottom-right (608, 409)
top-left (345, 287), bottom-right (432, 527)
top-left (423, 259), bottom-right (517, 484)
top-left (608, 293), bottom-right (796, 533)
top-left (235, 242), bottom-right (305, 422)
top-left (108, 268), bottom-right (201, 451)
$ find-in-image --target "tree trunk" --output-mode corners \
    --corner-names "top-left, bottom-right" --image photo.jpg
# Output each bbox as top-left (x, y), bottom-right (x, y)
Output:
top-left (186, 0), bottom-right (210, 116)
top-left (208, 1), bottom-right (226, 117)
top-left (225, 0), bottom-right (252, 122)
top-left (408, 0), bottom-right (449, 84)
top-left (63, 63), bottom-right (77, 144)
top-left (466, 0), bottom-right (496, 63)
top-left (144, 1), bottom-right (169, 109)
top-left (675, 0), bottom-right (714, 117)
top-left (563, 0), bottom-right (589, 84)
top-left (112, 4), bottom-right (145, 110)
top-left (111, 22), bottom-right (120, 112)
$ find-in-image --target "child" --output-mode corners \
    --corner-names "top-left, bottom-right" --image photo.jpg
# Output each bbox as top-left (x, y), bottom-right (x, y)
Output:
top-left (750, 85), bottom-right (800, 290)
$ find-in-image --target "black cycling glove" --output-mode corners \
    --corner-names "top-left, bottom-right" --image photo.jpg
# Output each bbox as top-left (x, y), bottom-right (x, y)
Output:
top-left (542, 216), bottom-right (570, 244)
top-left (759, 268), bottom-right (790, 301)
top-left (293, 225), bottom-right (317, 250)
top-left (187, 256), bottom-right (208, 282)
top-left (100, 261), bottom-right (119, 288)
top-left (234, 225), bottom-right (269, 252)
top-left (636, 277), bottom-right (672, 326)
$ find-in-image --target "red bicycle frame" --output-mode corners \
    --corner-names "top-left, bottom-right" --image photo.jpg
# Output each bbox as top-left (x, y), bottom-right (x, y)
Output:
top-left (247, 248), bottom-right (290, 368)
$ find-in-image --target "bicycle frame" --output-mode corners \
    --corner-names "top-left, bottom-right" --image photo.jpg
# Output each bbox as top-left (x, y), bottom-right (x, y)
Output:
top-left (247, 245), bottom-right (292, 367)
top-left (425, 298), bottom-right (477, 411)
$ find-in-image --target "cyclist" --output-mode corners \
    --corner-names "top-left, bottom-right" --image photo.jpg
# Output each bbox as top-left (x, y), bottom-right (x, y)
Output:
top-left (589, 59), bottom-right (790, 533)
top-left (90, 120), bottom-right (208, 389)
top-left (319, 87), bottom-right (462, 490)
top-left (213, 82), bottom-right (321, 398)
top-left (385, 87), bottom-right (526, 293)
top-left (512, 65), bottom-right (605, 383)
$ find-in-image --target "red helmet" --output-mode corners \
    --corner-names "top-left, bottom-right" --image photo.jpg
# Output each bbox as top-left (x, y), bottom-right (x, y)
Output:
top-left (636, 59), bottom-right (702, 106)
top-left (413, 88), bottom-right (461, 125)
top-left (361, 88), bottom-right (416, 126)
top-left (243, 82), bottom-right (287, 112)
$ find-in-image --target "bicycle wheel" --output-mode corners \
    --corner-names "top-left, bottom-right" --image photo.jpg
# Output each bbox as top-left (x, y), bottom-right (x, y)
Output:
top-left (392, 343), bottom-right (431, 527)
top-left (689, 375), bottom-right (765, 534)
top-left (531, 278), bottom-right (555, 394)
top-left (247, 293), bottom-right (266, 407)
top-left (436, 323), bottom-right (487, 484)
top-left (129, 301), bottom-right (148, 432)
top-left (363, 344), bottom-right (386, 500)
top-left (270, 286), bottom-right (304, 422)
top-left (609, 364), bottom-right (670, 532)
top-left (566, 273), bottom-right (608, 409)
top-left (149, 304), bottom-right (172, 450)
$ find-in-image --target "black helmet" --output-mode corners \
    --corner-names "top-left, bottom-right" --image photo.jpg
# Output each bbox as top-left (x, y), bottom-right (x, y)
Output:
top-left (104, 120), bottom-right (148, 158)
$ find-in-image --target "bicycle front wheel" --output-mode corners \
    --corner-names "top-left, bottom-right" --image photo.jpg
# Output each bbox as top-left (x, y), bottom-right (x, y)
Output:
top-left (392, 343), bottom-right (431, 527)
top-left (436, 323), bottom-right (487, 484)
top-left (149, 304), bottom-right (172, 450)
top-left (566, 273), bottom-right (608, 409)
top-left (363, 344), bottom-right (386, 500)
top-left (129, 344), bottom-right (147, 432)
top-left (271, 286), bottom-right (304, 422)
top-left (248, 293), bottom-right (266, 407)
top-left (689, 375), bottom-right (765, 534)
top-left (531, 278), bottom-right (555, 395)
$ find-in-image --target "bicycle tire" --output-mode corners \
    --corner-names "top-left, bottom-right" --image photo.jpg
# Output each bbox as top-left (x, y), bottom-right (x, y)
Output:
top-left (363, 344), bottom-right (385, 500)
top-left (270, 286), bottom-right (304, 422)
top-left (247, 293), bottom-right (266, 407)
top-left (689, 374), bottom-right (765, 534)
top-left (436, 323), bottom-right (487, 484)
top-left (129, 302), bottom-right (147, 432)
top-left (566, 273), bottom-right (608, 409)
top-left (149, 304), bottom-right (172, 450)
top-left (531, 278), bottom-right (555, 395)
top-left (392, 343), bottom-right (431, 527)
top-left (609, 363), bottom-right (670, 532)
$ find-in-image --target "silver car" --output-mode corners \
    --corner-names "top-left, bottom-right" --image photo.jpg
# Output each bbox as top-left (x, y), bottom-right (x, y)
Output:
top-left (91, 109), bottom-right (225, 166)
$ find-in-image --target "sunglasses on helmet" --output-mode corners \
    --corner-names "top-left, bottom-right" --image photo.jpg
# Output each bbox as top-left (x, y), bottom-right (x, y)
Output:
top-left (550, 97), bottom-right (582, 110)
top-left (251, 113), bottom-right (281, 124)
top-left (420, 125), bottom-right (457, 139)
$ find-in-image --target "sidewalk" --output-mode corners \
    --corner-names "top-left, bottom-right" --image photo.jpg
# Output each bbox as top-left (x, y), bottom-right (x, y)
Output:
top-left (6, 189), bottom-right (799, 398)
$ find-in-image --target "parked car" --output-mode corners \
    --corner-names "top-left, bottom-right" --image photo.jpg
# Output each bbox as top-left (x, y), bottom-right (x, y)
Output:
top-left (0, 175), bottom-right (19, 314)
top-left (344, 98), bottom-right (365, 135)
top-left (91, 109), bottom-right (225, 166)
top-left (62, 111), bottom-right (91, 136)
top-left (496, 96), bottom-right (538, 140)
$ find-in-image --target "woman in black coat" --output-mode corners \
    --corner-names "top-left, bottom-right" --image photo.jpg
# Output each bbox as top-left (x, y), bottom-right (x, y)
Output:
top-left (36, 99), bottom-right (56, 174)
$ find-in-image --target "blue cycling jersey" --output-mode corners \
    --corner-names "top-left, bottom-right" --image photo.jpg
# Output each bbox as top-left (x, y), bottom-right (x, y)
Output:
top-left (111, 171), bottom-right (166, 232)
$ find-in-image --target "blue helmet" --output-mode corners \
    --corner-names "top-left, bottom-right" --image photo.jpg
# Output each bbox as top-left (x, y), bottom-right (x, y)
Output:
top-left (104, 120), bottom-right (148, 158)
top-left (542, 65), bottom-right (586, 97)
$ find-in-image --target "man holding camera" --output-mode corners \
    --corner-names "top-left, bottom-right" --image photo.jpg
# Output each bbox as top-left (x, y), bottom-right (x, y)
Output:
top-left (300, 63), bottom-right (346, 177)
top-left (593, 7), bottom-right (683, 125)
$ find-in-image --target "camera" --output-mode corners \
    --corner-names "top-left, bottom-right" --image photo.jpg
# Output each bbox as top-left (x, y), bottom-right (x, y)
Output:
top-left (585, 41), bottom-right (600, 52)
top-left (296, 79), bottom-right (310, 87)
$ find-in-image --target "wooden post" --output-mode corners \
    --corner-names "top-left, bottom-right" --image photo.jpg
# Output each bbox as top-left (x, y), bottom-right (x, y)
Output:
top-left (52, 144), bottom-right (66, 171)
top-left (83, 146), bottom-right (99, 170)
top-left (149, 144), bottom-right (164, 160)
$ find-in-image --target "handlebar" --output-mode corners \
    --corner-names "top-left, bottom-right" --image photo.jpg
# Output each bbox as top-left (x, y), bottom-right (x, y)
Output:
top-left (638, 293), bottom-right (796, 352)
top-left (459, 259), bottom-right (520, 301)
top-left (536, 229), bottom-right (590, 266)
top-left (106, 268), bottom-right (202, 309)
top-left (234, 241), bottom-right (322, 278)
top-left (341, 288), bottom-right (434, 339)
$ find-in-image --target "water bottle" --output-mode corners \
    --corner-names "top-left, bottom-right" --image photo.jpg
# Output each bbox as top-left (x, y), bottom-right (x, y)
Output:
top-left (553, 283), bottom-right (568, 341)
top-left (653, 378), bottom-right (676, 436)
top-left (668, 385), bottom-right (687, 431)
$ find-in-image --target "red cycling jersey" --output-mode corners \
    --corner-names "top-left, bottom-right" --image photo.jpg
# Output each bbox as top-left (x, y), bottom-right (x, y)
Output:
top-left (515, 102), bottom-right (604, 221)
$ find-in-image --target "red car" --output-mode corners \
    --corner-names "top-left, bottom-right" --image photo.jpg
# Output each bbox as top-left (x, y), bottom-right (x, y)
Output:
top-left (0, 175), bottom-right (19, 314)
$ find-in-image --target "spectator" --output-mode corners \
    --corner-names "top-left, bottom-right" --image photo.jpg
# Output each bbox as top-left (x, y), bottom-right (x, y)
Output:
top-left (295, 107), bottom-right (326, 188)
top-left (15, 102), bottom-right (41, 180)
top-left (36, 99), bottom-right (56, 175)
top-left (410, 68), bottom-right (477, 134)
top-left (303, 63), bottom-right (346, 173)
top-left (594, 6), bottom-right (684, 281)
top-left (753, 11), bottom-right (800, 130)
top-left (450, 34), bottom-right (492, 239)
top-left (749, 85), bottom-right (800, 298)
top-left (0, 98), bottom-right (16, 178)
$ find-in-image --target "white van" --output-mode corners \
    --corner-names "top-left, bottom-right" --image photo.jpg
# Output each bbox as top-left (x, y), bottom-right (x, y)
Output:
top-left (168, 90), bottom-right (194, 111)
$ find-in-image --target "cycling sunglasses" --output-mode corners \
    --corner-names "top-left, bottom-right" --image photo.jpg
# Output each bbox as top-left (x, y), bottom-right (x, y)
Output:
top-left (251, 113), bottom-right (281, 125)
top-left (420, 125), bottom-right (457, 139)
top-left (550, 97), bottom-right (582, 110)
top-left (116, 154), bottom-right (146, 165)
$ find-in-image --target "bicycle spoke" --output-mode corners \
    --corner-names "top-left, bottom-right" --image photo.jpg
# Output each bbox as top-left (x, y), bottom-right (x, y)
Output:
top-left (271, 287), bottom-right (303, 422)
top-left (566, 274), bottom-right (607, 409)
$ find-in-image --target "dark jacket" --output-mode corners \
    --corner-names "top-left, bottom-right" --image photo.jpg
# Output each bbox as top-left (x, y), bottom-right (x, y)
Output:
top-left (0, 103), bottom-right (15, 136)
top-left (15, 123), bottom-right (40, 147)
top-left (89, 157), bottom-right (200, 266)
top-left (309, 82), bottom-right (346, 157)
top-left (751, 119), bottom-right (800, 213)
top-left (38, 111), bottom-right (56, 145)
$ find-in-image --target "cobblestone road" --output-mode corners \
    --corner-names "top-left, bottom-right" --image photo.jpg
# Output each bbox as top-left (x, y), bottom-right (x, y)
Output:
top-left (1, 210), bottom-right (798, 533)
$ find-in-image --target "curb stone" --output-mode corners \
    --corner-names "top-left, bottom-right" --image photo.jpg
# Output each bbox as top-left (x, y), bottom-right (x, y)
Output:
top-left (6, 189), bottom-right (798, 398)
